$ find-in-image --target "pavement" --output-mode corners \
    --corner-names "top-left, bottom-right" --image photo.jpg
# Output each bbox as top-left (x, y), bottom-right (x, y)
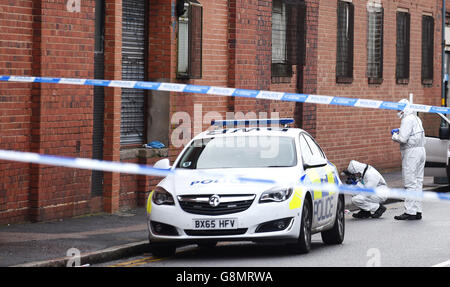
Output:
top-left (0, 169), bottom-right (447, 267)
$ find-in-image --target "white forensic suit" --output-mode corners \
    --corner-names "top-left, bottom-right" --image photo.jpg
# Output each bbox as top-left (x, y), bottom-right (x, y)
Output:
top-left (392, 99), bottom-right (426, 216)
top-left (348, 160), bottom-right (388, 213)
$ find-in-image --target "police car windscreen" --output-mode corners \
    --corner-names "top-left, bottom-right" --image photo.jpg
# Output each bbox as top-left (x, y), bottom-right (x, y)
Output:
top-left (176, 136), bottom-right (297, 169)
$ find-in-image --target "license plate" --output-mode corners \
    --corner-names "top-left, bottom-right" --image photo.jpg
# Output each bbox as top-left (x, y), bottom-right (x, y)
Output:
top-left (192, 218), bottom-right (238, 229)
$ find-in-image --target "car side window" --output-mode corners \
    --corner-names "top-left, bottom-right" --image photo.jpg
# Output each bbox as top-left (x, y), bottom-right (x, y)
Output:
top-left (299, 134), bottom-right (313, 164)
top-left (303, 134), bottom-right (326, 159)
top-left (418, 112), bottom-right (449, 138)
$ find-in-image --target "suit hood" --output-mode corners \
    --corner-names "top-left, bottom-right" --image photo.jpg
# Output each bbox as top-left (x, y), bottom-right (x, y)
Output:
top-left (347, 160), bottom-right (367, 174)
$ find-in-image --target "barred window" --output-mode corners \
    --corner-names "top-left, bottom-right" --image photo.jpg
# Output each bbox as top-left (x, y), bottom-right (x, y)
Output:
top-left (421, 15), bottom-right (434, 85)
top-left (396, 11), bottom-right (410, 84)
top-left (367, 4), bottom-right (383, 84)
top-left (177, 0), bottom-right (202, 79)
top-left (336, 0), bottom-right (354, 83)
top-left (271, 0), bottom-right (306, 78)
top-left (272, 0), bottom-right (287, 64)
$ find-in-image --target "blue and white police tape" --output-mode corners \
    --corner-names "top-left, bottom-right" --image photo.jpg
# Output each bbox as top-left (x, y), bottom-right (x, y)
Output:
top-left (1, 75), bottom-right (450, 114)
top-left (1, 148), bottom-right (449, 203)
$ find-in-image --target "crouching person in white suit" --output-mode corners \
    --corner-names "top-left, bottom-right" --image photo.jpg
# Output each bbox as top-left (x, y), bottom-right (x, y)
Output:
top-left (344, 160), bottom-right (388, 219)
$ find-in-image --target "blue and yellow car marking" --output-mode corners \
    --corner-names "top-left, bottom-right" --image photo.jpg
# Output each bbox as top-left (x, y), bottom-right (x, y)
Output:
top-left (289, 187), bottom-right (303, 210)
top-left (146, 190), bottom-right (154, 214)
top-left (295, 163), bottom-right (339, 221)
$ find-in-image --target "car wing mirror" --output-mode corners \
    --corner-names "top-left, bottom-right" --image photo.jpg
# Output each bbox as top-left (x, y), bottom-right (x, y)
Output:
top-left (154, 158), bottom-right (171, 170)
top-left (303, 155), bottom-right (327, 169)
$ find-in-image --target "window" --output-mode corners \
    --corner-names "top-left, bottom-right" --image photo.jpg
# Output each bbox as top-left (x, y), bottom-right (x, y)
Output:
top-left (367, 4), bottom-right (383, 84)
top-left (121, 0), bottom-right (147, 144)
top-left (396, 11), bottom-right (410, 84)
top-left (272, 0), bottom-right (289, 76)
top-left (177, 0), bottom-right (202, 79)
top-left (418, 112), bottom-right (448, 138)
top-left (271, 0), bottom-right (306, 78)
top-left (336, 0), bottom-right (354, 83)
top-left (303, 134), bottom-right (326, 159)
top-left (422, 15), bottom-right (434, 85)
top-left (176, 137), bottom-right (297, 169)
top-left (299, 134), bottom-right (325, 166)
top-left (299, 134), bottom-right (313, 164)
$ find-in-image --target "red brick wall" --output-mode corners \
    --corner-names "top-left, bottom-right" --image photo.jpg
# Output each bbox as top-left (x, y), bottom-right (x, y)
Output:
top-left (30, 0), bottom-right (95, 221)
top-left (0, 0), bottom-right (445, 224)
top-left (0, 1), bottom-right (34, 223)
top-left (0, 0), bottom-right (96, 223)
top-left (229, 0), bottom-right (272, 114)
top-left (316, 0), bottom-right (442, 171)
top-left (102, 0), bottom-right (122, 214)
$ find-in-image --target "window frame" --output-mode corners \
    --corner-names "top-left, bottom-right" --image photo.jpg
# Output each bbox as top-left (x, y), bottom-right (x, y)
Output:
top-left (177, 0), bottom-right (203, 79)
top-left (271, 0), bottom-right (306, 79)
top-left (272, 0), bottom-right (292, 78)
top-left (336, 0), bottom-right (354, 84)
top-left (120, 0), bottom-right (149, 145)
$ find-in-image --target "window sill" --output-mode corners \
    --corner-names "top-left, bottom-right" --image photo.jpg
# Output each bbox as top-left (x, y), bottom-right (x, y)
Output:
top-left (422, 79), bottom-right (433, 86)
top-left (120, 147), bottom-right (169, 161)
top-left (336, 77), bottom-right (353, 84)
top-left (176, 73), bottom-right (202, 80)
top-left (396, 78), bottom-right (409, 85)
top-left (271, 76), bottom-right (293, 84)
top-left (368, 77), bottom-right (383, 85)
top-left (176, 73), bottom-right (190, 80)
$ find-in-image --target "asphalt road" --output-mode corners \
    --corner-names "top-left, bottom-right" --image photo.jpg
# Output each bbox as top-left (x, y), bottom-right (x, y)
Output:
top-left (97, 198), bottom-right (450, 268)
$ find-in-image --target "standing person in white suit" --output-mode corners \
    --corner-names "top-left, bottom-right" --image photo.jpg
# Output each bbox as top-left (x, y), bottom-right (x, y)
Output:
top-left (391, 98), bottom-right (426, 220)
top-left (345, 160), bottom-right (388, 219)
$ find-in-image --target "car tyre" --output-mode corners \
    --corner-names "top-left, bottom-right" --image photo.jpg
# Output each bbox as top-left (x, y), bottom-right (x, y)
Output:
top-left (321, 194), bottom-right (345, 245)
top-left (290, 198), bottom-right (312, 254)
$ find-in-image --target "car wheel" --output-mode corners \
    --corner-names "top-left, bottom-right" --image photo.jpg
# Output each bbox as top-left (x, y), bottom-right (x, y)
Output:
top-left (321, 194), bottom-right (345, 245)
top-left (290, 198), bottom-right (312, 254)
top-left (149, 242), bottom-right (176, 258)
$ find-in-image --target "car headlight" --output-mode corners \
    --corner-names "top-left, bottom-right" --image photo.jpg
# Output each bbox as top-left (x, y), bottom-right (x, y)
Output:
top-left (259, 187), bottom-right (293, 203)
top-left (152, 186), bottom-right (175, 205)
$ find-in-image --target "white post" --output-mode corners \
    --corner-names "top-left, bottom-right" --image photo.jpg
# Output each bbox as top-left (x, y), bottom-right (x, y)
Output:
top-left (409, 93), bottom-right (416, 115)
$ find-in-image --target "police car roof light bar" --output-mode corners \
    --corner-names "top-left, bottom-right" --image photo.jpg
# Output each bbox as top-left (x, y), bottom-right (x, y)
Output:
top-left (211, 118), bottom-right (294, 127)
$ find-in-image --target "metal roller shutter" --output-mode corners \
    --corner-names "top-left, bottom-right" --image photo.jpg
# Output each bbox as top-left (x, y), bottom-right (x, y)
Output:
top-left (121, 0), bottom-right (147, 144)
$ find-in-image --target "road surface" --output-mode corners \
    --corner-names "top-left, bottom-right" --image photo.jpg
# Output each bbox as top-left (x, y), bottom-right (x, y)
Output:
top-left (97, 199), bottom-right (450, 267)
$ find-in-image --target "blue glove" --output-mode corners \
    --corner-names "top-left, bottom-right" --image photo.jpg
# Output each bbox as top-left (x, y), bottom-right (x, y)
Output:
top-left (144, 141), bottom-right (166, 149)
top-left (349, 178), bottom-right (358, 185)
top-left (391, 128), bottom-right (399, 135)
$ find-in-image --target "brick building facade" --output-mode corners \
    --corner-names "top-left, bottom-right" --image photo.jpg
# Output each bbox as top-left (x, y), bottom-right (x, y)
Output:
top-left (0, 0), bottom-right (446, 223)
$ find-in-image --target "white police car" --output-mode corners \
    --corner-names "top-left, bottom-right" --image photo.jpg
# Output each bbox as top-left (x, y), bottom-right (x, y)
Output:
top-left (146, 119), bottom-right (344, 257)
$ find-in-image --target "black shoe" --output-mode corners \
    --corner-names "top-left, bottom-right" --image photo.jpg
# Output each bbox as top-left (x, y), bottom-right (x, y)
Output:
top-left (394, 213), bottom-right (421, 220)
top-left (371, 204), bottom-right (387, 218)
top-left (352, 210), bottom-right (371, 219)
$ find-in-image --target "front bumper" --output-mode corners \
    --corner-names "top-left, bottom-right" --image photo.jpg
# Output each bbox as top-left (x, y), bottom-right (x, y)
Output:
top-left (147, 198), bottom-right (303, 245)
